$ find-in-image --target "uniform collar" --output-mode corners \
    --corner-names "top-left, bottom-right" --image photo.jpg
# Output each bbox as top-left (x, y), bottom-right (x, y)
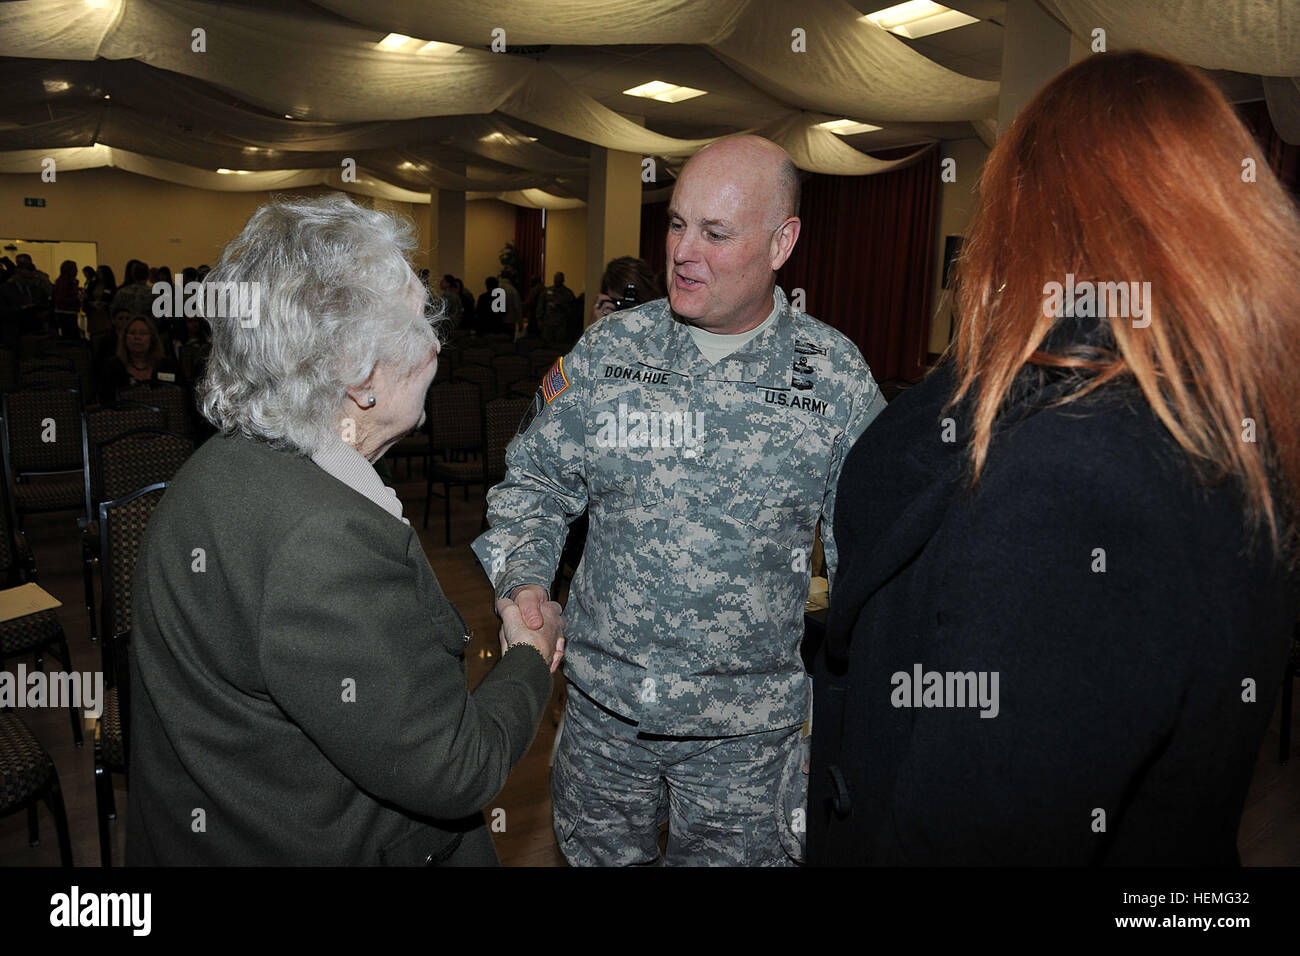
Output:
top-left (659, 286), bottom-right (797, 387)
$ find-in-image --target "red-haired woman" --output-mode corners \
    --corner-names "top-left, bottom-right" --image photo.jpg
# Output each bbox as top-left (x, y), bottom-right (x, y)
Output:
top-left (808, 51), bottom-right (1300, 866)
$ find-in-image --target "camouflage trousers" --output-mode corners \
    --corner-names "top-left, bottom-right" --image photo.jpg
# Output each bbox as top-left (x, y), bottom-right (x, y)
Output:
top-left (551, 683), bottom-right (805, 867)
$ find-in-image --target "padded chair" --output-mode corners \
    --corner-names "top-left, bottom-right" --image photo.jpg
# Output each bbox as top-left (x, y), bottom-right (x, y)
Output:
top-left (460, 346), bottom-right (494, 368)
top-left (1, 386), bottom-right (85, 527)
top-left (423, 380), bottom-right (484, 542)
top-left (508, 379), bottom-right (538, 399)
top-left (454, 363), bottom-right (497, 403)
top-left (0, 454), bottom-right (82, 748)
top-left (491, 354), bottom-right (531, 390)
top-left (115, 381), bottom-right (190, 436)
top-left (0, 712), bottom-right (74, 866)
top-left (0, 347), bottom-right (17, 394)
top-left (18, 355), bottom-right (78, 390)
top-left (95, 481), bottom-right (167, 867)
top-left (529, 350), bottom-right (562, 377)
top-left (514, 336), bottom-right (544, 355)
top-left (79, 403), bottom-right (167, 642)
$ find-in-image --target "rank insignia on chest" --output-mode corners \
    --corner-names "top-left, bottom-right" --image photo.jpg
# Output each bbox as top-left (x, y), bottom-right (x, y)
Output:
top-left (542, 357), bottom-right (570, 403)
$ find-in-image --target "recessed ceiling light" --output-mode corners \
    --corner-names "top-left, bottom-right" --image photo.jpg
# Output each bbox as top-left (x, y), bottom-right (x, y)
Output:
top-left (480, 132), bottom-right (538, 144)
top-left (216, 168), bottom-right (253, 175)
top-left (43, 80), bottom-right (71, 94)
top-left (865, 1), bottom-right (979, 39)
top-left (377, 33), bottom-right (416, 51)
top-left (623, 80), bottom-right (707, 104)
top-left (418, 41), bottom-right (462, 55)
top-left (283, 113), bottom-right (295, 120)
top-left (817, 118), bottom-right (883, 135)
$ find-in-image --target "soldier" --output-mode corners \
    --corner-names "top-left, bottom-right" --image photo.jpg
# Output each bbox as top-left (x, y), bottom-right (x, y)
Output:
top-left (473, 135), bottom-right (886, 866)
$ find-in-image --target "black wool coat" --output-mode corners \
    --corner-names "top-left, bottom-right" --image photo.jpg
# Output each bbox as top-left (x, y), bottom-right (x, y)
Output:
top-left (808, 360), bottom-right (1296, 865)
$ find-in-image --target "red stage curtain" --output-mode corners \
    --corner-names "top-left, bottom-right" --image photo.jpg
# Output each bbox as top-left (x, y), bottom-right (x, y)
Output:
top-left (1238, 99), bottom-right (1299, 202)
top-left (778, 147), bottom-right (939, 383)
top-left (513, 207), bottom-right (544, 284)
top-left (640, 200), bottom-right (669, 278)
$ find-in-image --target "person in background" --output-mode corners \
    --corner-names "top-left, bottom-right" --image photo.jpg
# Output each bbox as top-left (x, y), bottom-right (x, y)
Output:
top-left (476, 276), bottom-right (501, 337)
top-left (51, 259), bottom-right (81, 338)
top-left (497, 269), bottom-right (522, 339)
top-left (591, 256), bottom-right (663, 325)
top-left (110, 261), bottom-right (153, 319)
top-left (97, 314), bottom-right (183, 404)
top-left (808, 50), bottom-right (1300, 867)
top-left (128, 193), bottom-right (562, 865)
top-left (438, 274), bottom-right (462, 329)
top-left (537, 271), bottom-right (575, 344)
top-left (520, 274), bottom-right (544, 338)
top-left (14, 253), bottom-right (51, 297)
top-left (83, 265), bottom-right (117, 337)
top-left (456, 276), bottom-right (476, 331)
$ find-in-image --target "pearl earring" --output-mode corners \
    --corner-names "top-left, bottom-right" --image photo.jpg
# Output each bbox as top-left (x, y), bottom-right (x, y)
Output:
top-left (366, 395), bottom-right (376, 407)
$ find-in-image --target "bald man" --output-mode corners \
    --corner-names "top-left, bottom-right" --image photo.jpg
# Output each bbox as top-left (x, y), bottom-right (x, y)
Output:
top-left (474, 135), bottom-right (886, 866)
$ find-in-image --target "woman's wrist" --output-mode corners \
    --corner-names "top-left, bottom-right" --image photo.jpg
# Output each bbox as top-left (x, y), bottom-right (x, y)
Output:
top-left (505, 639), bottom-right (551, 667)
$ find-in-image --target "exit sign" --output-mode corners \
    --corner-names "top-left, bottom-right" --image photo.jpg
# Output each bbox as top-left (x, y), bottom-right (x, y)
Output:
top-left (24, 197), bottom-right (45, 207)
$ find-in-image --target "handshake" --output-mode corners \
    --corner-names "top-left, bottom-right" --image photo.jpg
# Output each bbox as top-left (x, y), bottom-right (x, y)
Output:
top-left (496, 584), bottom-right (565, 673)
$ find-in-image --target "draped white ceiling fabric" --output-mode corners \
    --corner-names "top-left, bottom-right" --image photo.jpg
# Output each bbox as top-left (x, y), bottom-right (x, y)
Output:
top-left (0, 0), bottom-right (1295, 203)
top-left (1039, 0), bottom-right (1300, 76)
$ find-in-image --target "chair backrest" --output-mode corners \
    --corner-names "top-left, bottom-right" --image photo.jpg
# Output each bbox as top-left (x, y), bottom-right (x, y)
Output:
top-left (486, 339), bottom-right (517, 355)
top-left (19, 354), bottom-right (78, 389)
top-left (508, 379), bottom-right (538, 399)
top-left (491, 354), bottom-right (531, 388)
top-left (96, 428), bottom-right (192, 506)
top-left (529, 350), bottom-right (562, 377)
top-left (453, 363), bottom-right (497, 403)
top-left (83, 403), bottom-right (167, 519)
top-left (460, 346), bottom-right (494, 367)
top-left (484, 397), bottom-right (529, 484)
top-left (99, 482), bottom-right (166, 646)
top-left (99, 481), bottom-right (167, 765)
top-left (0, 348), bottom-right (16, 395)
top-left (116, 382), bottom-right (189, 436)
top-left (514, 337), bottom-right (545, 354)
top-left (1, 386), bottom-right (84, 475)
top-left (0, 434), bottom-right (19, 586)
top-left (429, 380), bottom-right (483, 453)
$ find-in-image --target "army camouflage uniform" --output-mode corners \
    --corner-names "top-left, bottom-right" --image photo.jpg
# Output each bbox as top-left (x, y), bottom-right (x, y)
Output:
top-left (472, 286), bottom-right (884, 865)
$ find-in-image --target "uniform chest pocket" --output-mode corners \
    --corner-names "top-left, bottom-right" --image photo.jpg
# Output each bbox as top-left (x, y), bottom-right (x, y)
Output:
top-left (726, 396), bottom-right (838, 547)
top-left (586, 383), bottom-right (695, 513)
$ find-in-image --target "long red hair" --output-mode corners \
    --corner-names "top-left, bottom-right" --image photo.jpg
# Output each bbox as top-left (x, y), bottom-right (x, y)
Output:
top-left (951, 50), bottom-right (1300, 557)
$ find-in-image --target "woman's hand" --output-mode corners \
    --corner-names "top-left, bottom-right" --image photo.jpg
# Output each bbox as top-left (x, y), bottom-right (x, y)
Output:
top-left (497, 591), bottom-right (565, 672)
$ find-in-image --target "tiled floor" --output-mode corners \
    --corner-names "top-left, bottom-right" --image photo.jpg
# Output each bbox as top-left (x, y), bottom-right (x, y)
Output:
top-left (1, 459), bottom-right (1297, 866)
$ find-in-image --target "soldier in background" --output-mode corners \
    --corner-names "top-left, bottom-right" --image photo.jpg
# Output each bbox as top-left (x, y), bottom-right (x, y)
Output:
top-left (474, 135), bottom-right (885, 866)
top-left (538, 271), bottom-right (576, 344)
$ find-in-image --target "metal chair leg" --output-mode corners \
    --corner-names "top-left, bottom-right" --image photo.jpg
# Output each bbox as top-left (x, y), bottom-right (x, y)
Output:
top-left (1281, 663), bottom-right (1294, 766)
top-left (95, 763), bottom-right (113, 867)
top-left (46, 780), bottom-right (73, 867)
top-left (444, 483), bottom-right (452, 547)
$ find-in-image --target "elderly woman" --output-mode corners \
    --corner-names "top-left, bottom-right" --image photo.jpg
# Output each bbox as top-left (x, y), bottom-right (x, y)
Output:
top-left (128, 195), bottom-right (562, 865)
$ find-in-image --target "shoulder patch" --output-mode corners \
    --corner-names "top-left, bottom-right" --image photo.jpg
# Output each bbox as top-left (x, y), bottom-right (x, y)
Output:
top-left (541, 356), bottom-right (570, 403)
